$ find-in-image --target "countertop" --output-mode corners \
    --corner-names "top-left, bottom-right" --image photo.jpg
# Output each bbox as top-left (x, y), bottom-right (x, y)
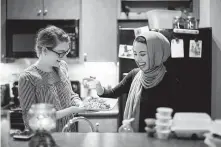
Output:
top-left (9, 133), bottom-right (208, 147)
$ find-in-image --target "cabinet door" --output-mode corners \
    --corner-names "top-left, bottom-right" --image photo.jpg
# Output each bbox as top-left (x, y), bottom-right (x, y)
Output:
top-left (81, 0), bottom-right (118, 62)
top-left (7, 0), bottom-right (43, 19)
top-left (43, 0), bottom-right (80, 19)
top-left (78, 117), bottom-right (118, 133)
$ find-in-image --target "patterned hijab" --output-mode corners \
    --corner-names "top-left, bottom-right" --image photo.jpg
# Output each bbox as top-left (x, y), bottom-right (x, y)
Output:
top-left (123, 31), bottom-right (171, 132)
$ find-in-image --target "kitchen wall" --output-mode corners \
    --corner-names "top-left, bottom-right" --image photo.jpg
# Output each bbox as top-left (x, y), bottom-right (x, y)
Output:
top-left (0, 0), bottom-right (119, 97)
top-left (0, 59), bottom-right (119, 98)
top-left (1, 1), bottom-right (220, 118)
top-left (200, 0), bottom-right (221, 119)
top-left (210, 0), bottom-right (221, 119)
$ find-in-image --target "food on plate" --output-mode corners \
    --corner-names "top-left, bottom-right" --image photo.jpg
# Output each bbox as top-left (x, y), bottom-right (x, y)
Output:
top-left (83, 97), bottom-right (110, 110)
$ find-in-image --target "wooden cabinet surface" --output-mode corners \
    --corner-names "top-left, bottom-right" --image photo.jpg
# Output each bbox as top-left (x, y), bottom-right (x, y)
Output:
top-left (43, 0), bottom-right (80, 19)
top-left (7, 0), bottom-right (43, 19)
top-left (7, 0), bottom-right (80, 20)
top-left (78, 102), bottom-right (119, 133)
top-left (81, 0), bottom-right (118, 62)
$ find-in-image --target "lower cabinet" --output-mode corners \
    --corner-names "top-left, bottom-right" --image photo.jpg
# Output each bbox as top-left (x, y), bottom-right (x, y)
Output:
top-left (78, 116), bottom-right (118, 133)
top-left (77, 104), bottom-right (119, 133)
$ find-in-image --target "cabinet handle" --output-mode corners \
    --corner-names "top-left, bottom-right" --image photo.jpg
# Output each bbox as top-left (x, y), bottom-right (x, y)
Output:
top-left (83, 53), bottom-right (87, 62)
top-left (43, 9), bottom-right (48, 15)
top-left (95, 123), bottom-right (100, 132)
top-left (37, 10), bottom-right (42, 15)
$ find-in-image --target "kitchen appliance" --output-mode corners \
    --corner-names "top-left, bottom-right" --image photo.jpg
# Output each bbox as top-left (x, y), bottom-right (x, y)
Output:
top-left (118, 28), bottom-right (212, 126)
top-left (5, 20), bottom-right (79, 58)
top-left (171, 112), bottom-right (212, 139)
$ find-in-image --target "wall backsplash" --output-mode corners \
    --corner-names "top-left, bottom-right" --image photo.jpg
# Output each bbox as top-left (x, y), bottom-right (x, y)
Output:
top-left (0, 58), bottom-right (119, 98)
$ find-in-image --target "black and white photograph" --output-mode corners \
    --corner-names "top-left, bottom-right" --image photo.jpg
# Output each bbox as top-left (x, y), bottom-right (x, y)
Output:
top-left (189, 40), bottom-right (202, 58)
top-left (1, 0), bottom-right (221, 147)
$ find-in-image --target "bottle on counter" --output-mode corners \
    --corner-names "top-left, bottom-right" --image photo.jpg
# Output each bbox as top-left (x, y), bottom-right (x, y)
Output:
top-left (118, 118), bottom-right (134, 133)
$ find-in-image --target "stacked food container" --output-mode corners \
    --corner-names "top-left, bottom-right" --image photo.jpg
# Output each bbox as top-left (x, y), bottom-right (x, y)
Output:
top-left (155, 107), bottom-right (173, 139)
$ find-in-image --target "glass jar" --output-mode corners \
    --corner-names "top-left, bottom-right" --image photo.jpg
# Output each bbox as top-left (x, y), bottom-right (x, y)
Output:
top-left (28, 103), bottom-right (56, 132)
top-left (186, 16), bottom-right (196, 29)
top-left (173, 16), bottom-right (187, 29)
top-left (173, 16), bottom-right (180, 29)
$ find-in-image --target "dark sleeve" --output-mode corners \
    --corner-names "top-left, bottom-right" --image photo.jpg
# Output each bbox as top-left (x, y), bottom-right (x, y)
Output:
top-left (18, 72), bottom-right (37, 130)
top-left (100, 69), bottom-right (139, 98)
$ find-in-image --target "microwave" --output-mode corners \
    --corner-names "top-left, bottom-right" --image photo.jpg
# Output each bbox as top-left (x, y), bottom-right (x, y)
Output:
top-left (5, 20), bottom-right (79, 58)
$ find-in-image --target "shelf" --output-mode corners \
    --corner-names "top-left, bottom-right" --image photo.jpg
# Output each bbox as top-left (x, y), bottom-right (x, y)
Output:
top-left (173, 28), bottom-right (199, 34)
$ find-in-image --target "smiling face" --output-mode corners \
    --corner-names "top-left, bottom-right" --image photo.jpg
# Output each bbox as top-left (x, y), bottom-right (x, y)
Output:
top-left (35, 25), bottom-right (71, 68)
top-left (133, 41), bottom-right (150, 72)
top-left (44, 41), bottom-right (70, 67)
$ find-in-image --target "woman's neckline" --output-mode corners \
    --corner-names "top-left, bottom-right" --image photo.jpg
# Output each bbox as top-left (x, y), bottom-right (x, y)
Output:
top-left (33, 64), bottom-right (55, 74)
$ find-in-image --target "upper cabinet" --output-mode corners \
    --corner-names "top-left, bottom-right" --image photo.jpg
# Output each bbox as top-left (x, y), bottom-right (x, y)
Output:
top-left (7, 0), bottom-right (42, 19)
top-left (7, 0), bottom-right (80, 20)
top-left (43, 0), bottom-right (80, 19)
top-left (81, 0), bottom-right (118, 62)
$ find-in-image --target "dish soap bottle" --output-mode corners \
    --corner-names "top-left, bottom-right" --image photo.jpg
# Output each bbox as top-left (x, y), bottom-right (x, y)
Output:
top-left (118, 118), bottom-right (134, 133)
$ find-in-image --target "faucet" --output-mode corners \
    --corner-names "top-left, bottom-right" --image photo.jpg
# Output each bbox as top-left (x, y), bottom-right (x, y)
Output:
top-left (62, 116), bottom-right (99, 132)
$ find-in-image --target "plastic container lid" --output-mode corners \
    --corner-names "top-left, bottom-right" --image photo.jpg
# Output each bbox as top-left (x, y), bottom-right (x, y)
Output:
top-left (157, 107), bottom-right (173, 113)
top-left (156, 119), bottom-right (172, 126)
top-left (156, 113), bottom-right (172, 120)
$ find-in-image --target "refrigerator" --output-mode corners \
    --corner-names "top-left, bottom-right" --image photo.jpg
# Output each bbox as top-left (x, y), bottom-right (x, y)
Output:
top-left (118, 28), bottom-right (212, 126)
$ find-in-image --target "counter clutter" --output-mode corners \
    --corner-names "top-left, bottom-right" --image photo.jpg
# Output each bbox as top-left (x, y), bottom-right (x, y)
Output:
top-left (9, 133), bottom-right (207, 147)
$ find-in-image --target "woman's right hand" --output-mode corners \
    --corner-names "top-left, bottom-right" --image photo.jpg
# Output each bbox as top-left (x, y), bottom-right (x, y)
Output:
top-left (83, 76), bottom-right (104, 96)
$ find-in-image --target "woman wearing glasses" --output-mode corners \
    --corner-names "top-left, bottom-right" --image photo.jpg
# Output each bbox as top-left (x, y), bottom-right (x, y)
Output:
top-left (18, 25), bottom-right (85, 132)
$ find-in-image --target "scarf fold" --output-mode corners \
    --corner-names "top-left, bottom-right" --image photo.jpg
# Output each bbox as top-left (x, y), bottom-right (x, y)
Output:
top-left (123, 31), bottom-right (170, 132)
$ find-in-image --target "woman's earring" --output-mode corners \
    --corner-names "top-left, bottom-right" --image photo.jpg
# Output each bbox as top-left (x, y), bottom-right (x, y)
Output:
top-left (43, 47), bottom-right (47, 56)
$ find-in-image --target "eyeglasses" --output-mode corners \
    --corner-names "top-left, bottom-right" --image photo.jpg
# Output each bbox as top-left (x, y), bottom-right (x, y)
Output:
top-left (47, 47), bottom-right (70, 58)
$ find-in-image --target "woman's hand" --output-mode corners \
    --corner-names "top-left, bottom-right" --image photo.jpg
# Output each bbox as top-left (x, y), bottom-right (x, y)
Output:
top-left (83, 76), bottom-right (104, 96)
top-left (74, 99), bottom-right (84, 108)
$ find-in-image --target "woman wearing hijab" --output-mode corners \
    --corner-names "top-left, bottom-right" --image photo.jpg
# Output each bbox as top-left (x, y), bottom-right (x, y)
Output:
top-left (84, 31), bottom-right (172, 132)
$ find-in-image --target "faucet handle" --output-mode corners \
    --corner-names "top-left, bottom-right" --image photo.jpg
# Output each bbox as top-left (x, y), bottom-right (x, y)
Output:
top-left (95, 123), bottom-right (100, 132)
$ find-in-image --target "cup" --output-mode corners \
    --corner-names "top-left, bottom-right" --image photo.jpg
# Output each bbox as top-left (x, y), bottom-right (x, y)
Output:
top-left (155, 113), bottom-right (172, 124)
top-left (156, 130), bottom-right (171, 140)
top-left (155, 121), bottom-right (172, 132)
top-left (1, 110), bottom-right (10, 147)
top-left (144, 118), bottom-right (156, 129)
top-left (156, 107), bottom-right (173, 117)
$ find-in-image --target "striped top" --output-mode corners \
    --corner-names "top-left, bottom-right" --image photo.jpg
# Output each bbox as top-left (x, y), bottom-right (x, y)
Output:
top-left (18, 60), bottom-right (80, 132)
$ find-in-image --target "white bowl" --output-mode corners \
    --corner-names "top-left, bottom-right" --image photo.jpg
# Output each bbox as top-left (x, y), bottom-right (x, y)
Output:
top-left (156, 112), bottom-right (172, 119)
top-left (155, 122), bottom-right (171, 131)
top-left (144, 118), bottom-right (156, 128)
top-left (156, 130), bottom-right (171, 139)
top-left (157, 107), bottom-right (173, 116)
top-left (156, 114), bottom-right (172, 124)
